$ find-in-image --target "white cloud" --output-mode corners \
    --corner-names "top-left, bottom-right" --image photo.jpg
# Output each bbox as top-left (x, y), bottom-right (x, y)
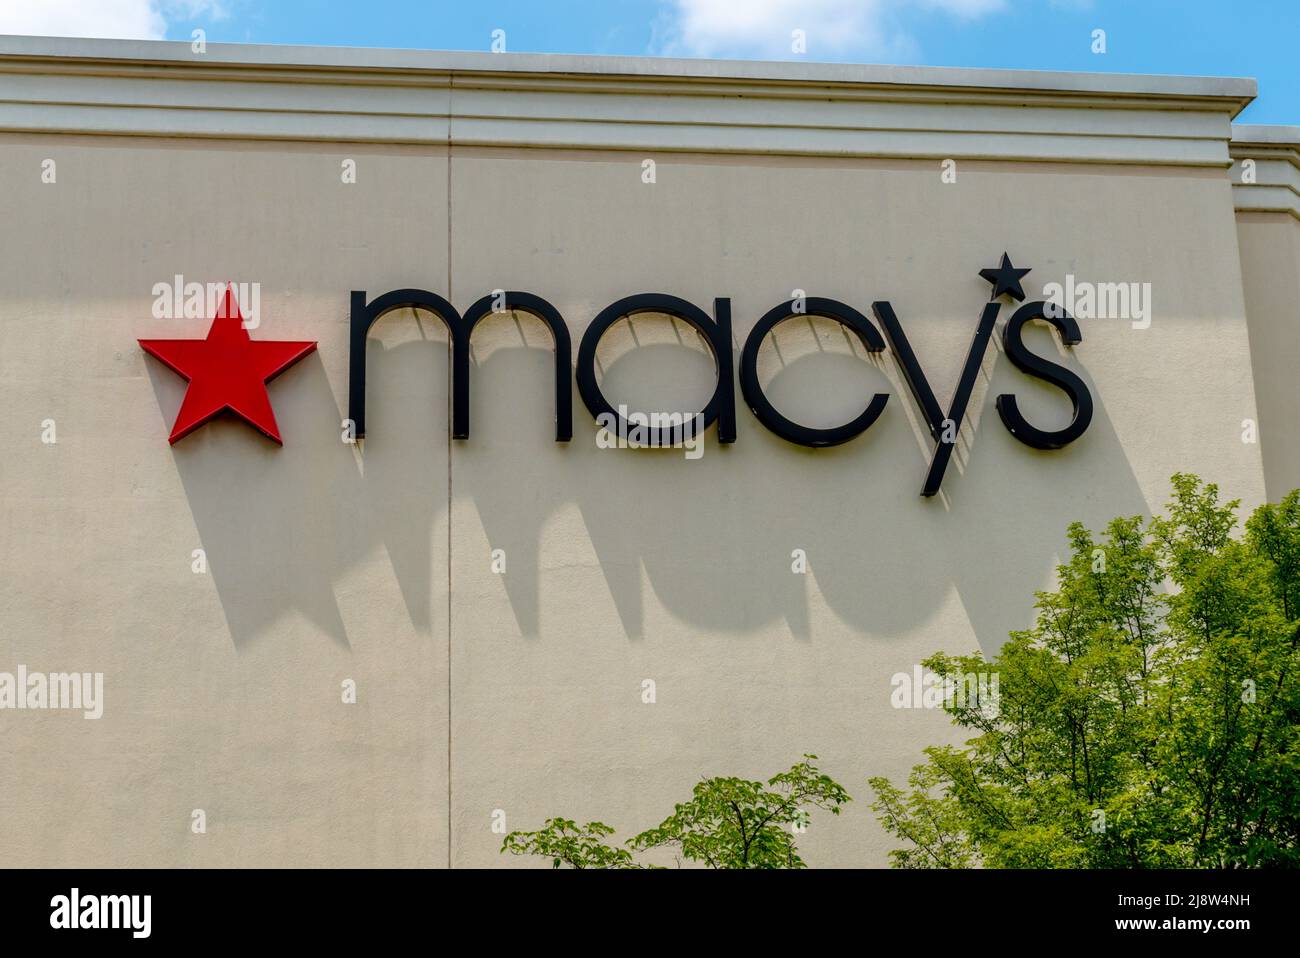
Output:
top-left (0, 0), bottom-right (227, 41)
top-left (654, 0), bottom-right (1007, 59)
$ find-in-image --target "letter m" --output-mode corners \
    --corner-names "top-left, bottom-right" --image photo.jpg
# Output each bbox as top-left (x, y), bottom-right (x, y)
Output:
top-left (349, 289), bottom-right (572, 441)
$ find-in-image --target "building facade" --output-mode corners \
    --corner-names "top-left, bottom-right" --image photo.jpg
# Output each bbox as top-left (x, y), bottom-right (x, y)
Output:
top-left (1, 36), bottom-right (1297, 867)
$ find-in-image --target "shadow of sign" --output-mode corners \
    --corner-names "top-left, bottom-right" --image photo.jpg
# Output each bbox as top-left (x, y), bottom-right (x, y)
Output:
top-left (148, 323), bottom-right (450, 649)
top-left (147, 306), bottom-right (1148, 656)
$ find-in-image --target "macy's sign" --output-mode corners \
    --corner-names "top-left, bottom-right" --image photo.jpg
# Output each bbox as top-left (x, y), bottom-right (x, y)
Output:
top-left (140, 253), bottom-right (1091, 497)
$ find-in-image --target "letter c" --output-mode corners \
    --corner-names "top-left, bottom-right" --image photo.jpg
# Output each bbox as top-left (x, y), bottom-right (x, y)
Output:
top-left (739, 298), bottom-right (889, 447)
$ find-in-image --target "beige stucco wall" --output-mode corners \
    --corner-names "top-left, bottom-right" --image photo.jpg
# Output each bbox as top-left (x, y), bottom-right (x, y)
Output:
top-left (1232, 127), bottom-right (1300, 502)
top-left (1237, 212), bottom-right (1300, 501)
top-left (0, 39), bottom-right (1273, 867)
top-left (0, 135), bottom-right (452, 866)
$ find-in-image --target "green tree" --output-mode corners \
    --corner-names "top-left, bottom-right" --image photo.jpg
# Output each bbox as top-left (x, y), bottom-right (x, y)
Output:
top-left (500, 818), bottom-right (640, 869)
top-left (629, 754), bottom-right (850, 868)
top-left (870, 475), bottom-right (1300, 868)
top-left (501, 755), bottom-right (849, 868)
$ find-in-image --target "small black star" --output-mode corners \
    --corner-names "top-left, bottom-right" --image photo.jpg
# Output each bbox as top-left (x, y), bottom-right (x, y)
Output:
top-left (979, 252), bottom-right (1031, 301)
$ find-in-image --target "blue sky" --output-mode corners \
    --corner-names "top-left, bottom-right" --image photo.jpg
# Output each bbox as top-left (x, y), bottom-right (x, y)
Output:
top-left (4, 1), bottom-right (1296, 122)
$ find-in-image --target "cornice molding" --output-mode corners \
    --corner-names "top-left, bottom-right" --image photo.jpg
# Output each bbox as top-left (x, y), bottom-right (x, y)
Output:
top-left (1231, 125), bottom-right (1300, 220)
top-left (0, 35), bottom-right (1259, 167)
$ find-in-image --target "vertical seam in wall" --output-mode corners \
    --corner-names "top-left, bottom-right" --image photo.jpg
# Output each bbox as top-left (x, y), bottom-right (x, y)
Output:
top-left (446, 71), bottom-right (454, 870)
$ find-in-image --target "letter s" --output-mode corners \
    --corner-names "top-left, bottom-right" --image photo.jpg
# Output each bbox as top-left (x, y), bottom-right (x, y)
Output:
top-left (995, 301), bottom-right (1093, 449)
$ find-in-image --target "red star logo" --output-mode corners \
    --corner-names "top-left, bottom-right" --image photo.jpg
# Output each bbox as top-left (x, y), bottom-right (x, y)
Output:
top-left (139, 286), bottom-right (317, 445)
